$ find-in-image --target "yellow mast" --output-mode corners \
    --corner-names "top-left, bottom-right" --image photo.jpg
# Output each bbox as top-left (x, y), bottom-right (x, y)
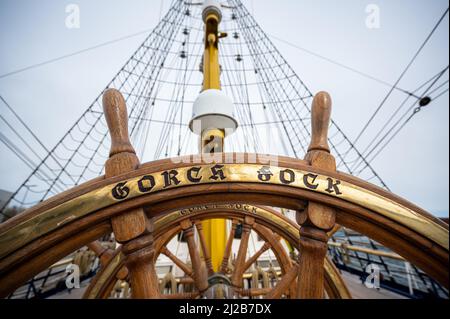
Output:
top-left (200, 3), bottom-right (227, 273)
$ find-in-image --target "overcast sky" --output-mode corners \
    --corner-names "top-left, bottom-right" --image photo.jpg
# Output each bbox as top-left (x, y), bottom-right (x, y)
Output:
top-left (0, 0), bottom-right (448, 216)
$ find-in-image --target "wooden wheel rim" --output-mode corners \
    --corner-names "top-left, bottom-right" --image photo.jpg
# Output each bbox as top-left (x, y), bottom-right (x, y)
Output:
top-left (83, 206), bottom-right (350, 299)
top-left (0, 155), bottom-right (448, 296)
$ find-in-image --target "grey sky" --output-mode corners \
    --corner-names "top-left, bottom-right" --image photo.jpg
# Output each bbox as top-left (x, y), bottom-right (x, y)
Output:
top-left (0, 0), bottom-right (448, 216)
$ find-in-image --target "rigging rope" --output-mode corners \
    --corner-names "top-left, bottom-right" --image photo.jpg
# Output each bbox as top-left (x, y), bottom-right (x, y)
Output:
top-left (350, 7), bottom-right (449, 148)
top-left (4, 0), bottom-right (445, 212)
top-left (351, 66), bottom-right (449, 171)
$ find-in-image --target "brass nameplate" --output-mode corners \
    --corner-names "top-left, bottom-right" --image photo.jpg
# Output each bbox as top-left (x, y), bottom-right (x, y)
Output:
top-left (0, 164), bottom-right (448, 260)
top-left (109, 164), bottom-right (343, 202)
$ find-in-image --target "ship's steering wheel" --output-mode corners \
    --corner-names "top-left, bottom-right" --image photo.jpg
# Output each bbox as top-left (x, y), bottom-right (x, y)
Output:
top-left (0, 90), bottom-right (447, 299)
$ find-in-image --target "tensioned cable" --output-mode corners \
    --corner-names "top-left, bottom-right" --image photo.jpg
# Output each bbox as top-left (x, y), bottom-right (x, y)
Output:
top-left (0, 0), bottom-right (185, 211)
top-left (0, 95), bottom-right (79, 187)
top-left (0, 28), bottom-right (157, 79)
top-left (230, 0), bottom-right (389, 189)
top-left (50, 0), bottom-right (187, 194)
top-left (268, 34), bottom-right (419, 98)
top-left (0, 133), bottom-right (65, 193)
top-left (351, 7), bottom-right (449, 148)
top-left (354, 66), bottom-right (449, 172)
top-left (0, 114), bottom-right (73, 190)
top-left (350, 66), bottom-right (449, 171)
top-left (432, 88), bottom-right (449, 101)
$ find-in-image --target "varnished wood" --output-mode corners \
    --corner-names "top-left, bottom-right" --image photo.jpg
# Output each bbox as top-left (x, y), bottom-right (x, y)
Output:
top-left (266, 264), bottom-right (299, 299)
top-left (194, 221), bottom-right (214, 276)
top-left (220, 219), bottom-right (238, 273)
top-left (231, 216), bottom-right (255, 288)
top-left (103, 89), bottom-right (136, 157)
top-left (243, 242), bottom-right (271, 274)
top-left (328, 224), bottom-right (342, 238)
top-left (180, 219), bottom-right (209, 292)
top-left (87, 221), bottom-right (300, 299)
top-left (0, 222), bottom-right (111, 297)
top-left (128, 258), bottom-right (159, 298)
top-left (82, 248), bottom-right (124, 299)
top-left (296, 226), bottom-right (329, 299)
top-left (87, 241), bottom-right (115, 267)
top-left (252, 224), bottom-right (293, 275)
top-left (103, 89), bottom-right (146, 243)
top-left (308, 91), bottom-right (332, 153)
top-left (2, 153), bottom-right (446, 259)
top-left (1, 182), bottom-right (447, 293)
top-left (122, 234), bottom-right (159, 298)
top-left (0, 148), bottom-right (448, 296)
top-left (84, 209), bottom-right (349, 299)
top-left (2, 154), bottom-right (445, 238)
top-left (161, 246), bottom-right (194, 277)
top-left (103, 88), bottom-right (158, 299)
top-left (1, 77), bottom-right (445, 302)
top-left (297, 91), bottom-right (337, 299)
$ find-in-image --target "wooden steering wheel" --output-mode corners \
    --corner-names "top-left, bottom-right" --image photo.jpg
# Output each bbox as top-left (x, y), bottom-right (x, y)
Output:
top-left (83, 205), bottom-right (351, 299)
top-left (0, 90), bottom-right (447, 299)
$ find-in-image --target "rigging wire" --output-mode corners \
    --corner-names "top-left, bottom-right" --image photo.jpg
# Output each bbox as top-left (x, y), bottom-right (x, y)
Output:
top-left (230, 0), bottom-right (389, 188)
top-left (4, 0), bottom-right (443, 210)
top-left (0, 96), bottom-right (79, 188)
top-left (353, 66), bottom-right (449, 172)
top-left (350, 66), bottom-right (449, 171)
top-left (0, 95), bottom-right (50, 153)
top-left (0, 132), bottom-right (65, 194)
top-left (0, 0), bottom-right (186, 211)
top-left (268, 33), bottom-right (419, 98)
top-left (0, 114), bottom-right (75, 190)
top-left (0, 132), bottom-right (38, 173)
top-left (350, 7), bottom-right (449, 148)
top-left (0, 29), bottom-right (155, 79)
top-left (432, 88), bottom-right (449, 101)
top-left (1, 0), bottom-right (446, 298)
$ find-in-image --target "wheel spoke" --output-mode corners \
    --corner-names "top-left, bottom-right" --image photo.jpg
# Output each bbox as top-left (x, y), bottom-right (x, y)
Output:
top-left (87, 241), bottom-right (113, 266)
top-left (242, 242), bottom-right (271, 274)
top-left (265, 264), bottom-right (299, 299)
top-left (194, 221), bottom-right (214, 276)
top-left (161, 246), bottom-right (194, 278)
top-left (180, 219), bottom-right (209, 293)
top-left (220, 219), bottom-right (239, 273)
top-left (231, 216), bottom-right (255, 287)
